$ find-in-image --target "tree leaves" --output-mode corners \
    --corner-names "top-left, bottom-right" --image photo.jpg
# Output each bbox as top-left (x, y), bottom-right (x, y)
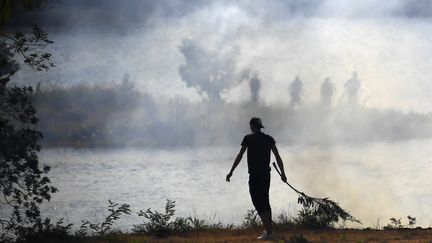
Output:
top-left (273, 162), bottom-right (361, 228)
top-left (77, 200), bottom-right (131, 237)
top-left (0, 4), bottom-right (56, 240)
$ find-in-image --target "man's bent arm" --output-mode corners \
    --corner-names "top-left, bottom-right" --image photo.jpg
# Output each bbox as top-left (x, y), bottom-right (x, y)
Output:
top-left (271, 145), bottom-right (287, 181)
top-left (226, 146), bottom-right (247, 182)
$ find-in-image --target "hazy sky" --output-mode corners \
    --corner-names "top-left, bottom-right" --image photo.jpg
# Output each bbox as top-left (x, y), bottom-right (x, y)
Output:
top-left (9, 1), bottom-right (432, 226)
top-left (14, 0), bottom-right (432, 113)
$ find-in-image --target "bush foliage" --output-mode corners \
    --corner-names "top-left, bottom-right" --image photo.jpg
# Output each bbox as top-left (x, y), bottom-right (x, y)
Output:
top-left (76, 200), bottom-right (131, 237)
top-left (1, 2), bottom-right (57, 241)
top-left (133, 199), bottom-right (233, 237)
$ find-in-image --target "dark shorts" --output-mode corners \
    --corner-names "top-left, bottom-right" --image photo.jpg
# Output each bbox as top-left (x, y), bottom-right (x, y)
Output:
top-left (248, 172), bottom-right (271, 215)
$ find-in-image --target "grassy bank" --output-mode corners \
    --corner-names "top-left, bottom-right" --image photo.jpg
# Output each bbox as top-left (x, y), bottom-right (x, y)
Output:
top-left (5, 199), bottom-right (431, 243)
top-left (37, 227), bottom-right (432, 243)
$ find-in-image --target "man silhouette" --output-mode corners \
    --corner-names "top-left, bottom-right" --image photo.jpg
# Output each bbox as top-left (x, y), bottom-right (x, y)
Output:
top-left (344, 71), bottom-right (361, 104)
top-left (289, 76), bottom-right (303, 108)
top-left (321, 77), bottom-right (336, 106)
top-left (226, 117), bottom-right (287, 240)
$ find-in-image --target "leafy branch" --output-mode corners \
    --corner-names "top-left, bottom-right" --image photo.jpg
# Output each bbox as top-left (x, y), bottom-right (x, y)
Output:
top-left (273, 162), bottom-right (361, 228)
top-left (77, 200), bottom-right (131, 237)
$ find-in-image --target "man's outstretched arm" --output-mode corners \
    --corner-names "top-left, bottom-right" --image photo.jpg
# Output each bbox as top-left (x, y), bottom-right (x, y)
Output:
top-left (271, 145), bottom-right (287, 182)
top-left (226, 146), bottom-right (247, 182)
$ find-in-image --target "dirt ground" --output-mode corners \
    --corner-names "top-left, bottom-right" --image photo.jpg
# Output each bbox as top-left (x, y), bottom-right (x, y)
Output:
top-left (89, 228), bottom-right (432, 243)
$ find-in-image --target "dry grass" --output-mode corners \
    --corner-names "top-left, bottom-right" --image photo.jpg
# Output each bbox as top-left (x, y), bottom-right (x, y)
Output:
top-left (72, 228), bottom-right (432, 243)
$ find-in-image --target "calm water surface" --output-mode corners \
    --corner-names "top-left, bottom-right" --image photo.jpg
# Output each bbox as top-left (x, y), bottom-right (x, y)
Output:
top-left (39, 140), bottom-right (432, 229)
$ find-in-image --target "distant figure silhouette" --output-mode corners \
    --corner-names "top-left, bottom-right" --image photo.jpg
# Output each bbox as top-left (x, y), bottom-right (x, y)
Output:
top-left (289, 76), bottom-right (303, 108)
top-left (344, 71), bottom-right (361, 104)
top-left (226, 118), bottom-right (287, 240)
top-left (249, 72), bottom-right (261, 103)
top-left (320, 77), bottom-right (336, 106)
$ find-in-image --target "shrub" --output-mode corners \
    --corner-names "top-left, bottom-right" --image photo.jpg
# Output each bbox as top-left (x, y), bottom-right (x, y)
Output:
top-left (290, 184), bottom-right (361, 229)
top-left (407, 215), bottom-right (416, 228)
top-left (171, 217), bottom-right (192, 234)
top-left (14, 218), bottom-right (73, 243)
top-left (242, 209), bottom-right (261, 228)
top-left (187, 216), bottom-right (234, 231)
top-left (133, 199), bottom-right (177, 236)
top-left (187, 216), bottom-right (207, 230)
top-left (133, 199), bottom-right (233, 237)
top-left (276, 210), bottom-right (295, 226)
top-left (383, 217), bottom-right (402, 230)
top-left (294, 207), bottom-right (337, 229)
top-left (76, 200), bottom-right (131, 237)
top-left (383, 216), bottom-right (416, 230)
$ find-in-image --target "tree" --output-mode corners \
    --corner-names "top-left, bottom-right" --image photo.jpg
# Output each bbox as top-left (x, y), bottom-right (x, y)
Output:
top-left (0, 0), bottom-right (56, 241)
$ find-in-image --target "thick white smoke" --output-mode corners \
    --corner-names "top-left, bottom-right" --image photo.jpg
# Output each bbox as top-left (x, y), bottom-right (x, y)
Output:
top-left (13, 0), bottom-right (432, 146)
top-left (11, 0), bottom-right (432, 227)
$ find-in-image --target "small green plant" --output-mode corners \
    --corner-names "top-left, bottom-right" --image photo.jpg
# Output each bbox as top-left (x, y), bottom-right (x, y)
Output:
top-left (133, 199), bottom-right (177, 236)
top-left (384, 217), bottom-right (402, 230)
top-left (76, 200), bottom-right (131, 237)
top-left (242, 209), bottom-right (261, 228)
top-left (407, 215), bottom-right (416, 228)
top-left (276, 210), bottom-right (294, 225)
top-left (187, 216), bottom-right (207, 230)
top-left (187, 216), bottom-right (234, 230)
top-left (133, 199), bottom-right (233, 237)
top-left (383, 215), bottom-right (416, 229)
top-left (171, 217), bottom-right (192, 234)
top-left (294, 207), bottom-right (339, 229)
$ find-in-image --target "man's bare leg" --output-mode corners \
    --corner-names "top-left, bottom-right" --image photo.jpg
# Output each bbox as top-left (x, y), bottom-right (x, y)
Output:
top-left (259, 209), bottom-right (272, 235)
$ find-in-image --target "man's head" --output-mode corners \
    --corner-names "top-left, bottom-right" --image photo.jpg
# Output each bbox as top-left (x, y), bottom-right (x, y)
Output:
top-left (250, 117), bottom-right (264, 133)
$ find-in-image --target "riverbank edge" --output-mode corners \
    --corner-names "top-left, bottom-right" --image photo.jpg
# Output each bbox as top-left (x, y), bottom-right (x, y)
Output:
top-left (37, 227), bottom-right (432, 243)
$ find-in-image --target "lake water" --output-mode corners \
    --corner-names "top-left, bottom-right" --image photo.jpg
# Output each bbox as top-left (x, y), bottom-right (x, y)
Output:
top-left (39, 139), bottom-right (432, 230)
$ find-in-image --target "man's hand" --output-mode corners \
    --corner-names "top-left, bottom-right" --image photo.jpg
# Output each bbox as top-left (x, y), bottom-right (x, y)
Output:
top-left (226, 172), bottom-right (233, 182)
top-left (281, 173), bottom-right (287, 183)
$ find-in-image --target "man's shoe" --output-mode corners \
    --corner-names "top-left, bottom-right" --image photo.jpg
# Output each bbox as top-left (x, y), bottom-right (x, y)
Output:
top-left (257, 230), bottom-right (274, 240)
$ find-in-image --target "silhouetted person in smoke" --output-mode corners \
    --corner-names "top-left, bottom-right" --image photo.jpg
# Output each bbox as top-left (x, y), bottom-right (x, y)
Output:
top-left (289, 76), bottom-right (303, 108)
top-left (226, 117), bottom-right (287, 240)
top-left (250, 72), bottom-right (261, 103)
top-left (344, 71), bottom-right (360, 104)
top-left (321, 77), bottom-right (336, 106)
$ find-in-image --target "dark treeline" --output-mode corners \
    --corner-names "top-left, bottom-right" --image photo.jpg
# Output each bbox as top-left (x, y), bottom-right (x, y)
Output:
top-left (32, 78), bottom-right (432, 148)
top-left (33, 79), bottom-right (140, 147)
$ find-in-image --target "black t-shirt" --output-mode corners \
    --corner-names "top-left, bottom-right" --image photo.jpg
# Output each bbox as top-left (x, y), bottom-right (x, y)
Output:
top-left (241, 132), bottom-right (276, 174)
